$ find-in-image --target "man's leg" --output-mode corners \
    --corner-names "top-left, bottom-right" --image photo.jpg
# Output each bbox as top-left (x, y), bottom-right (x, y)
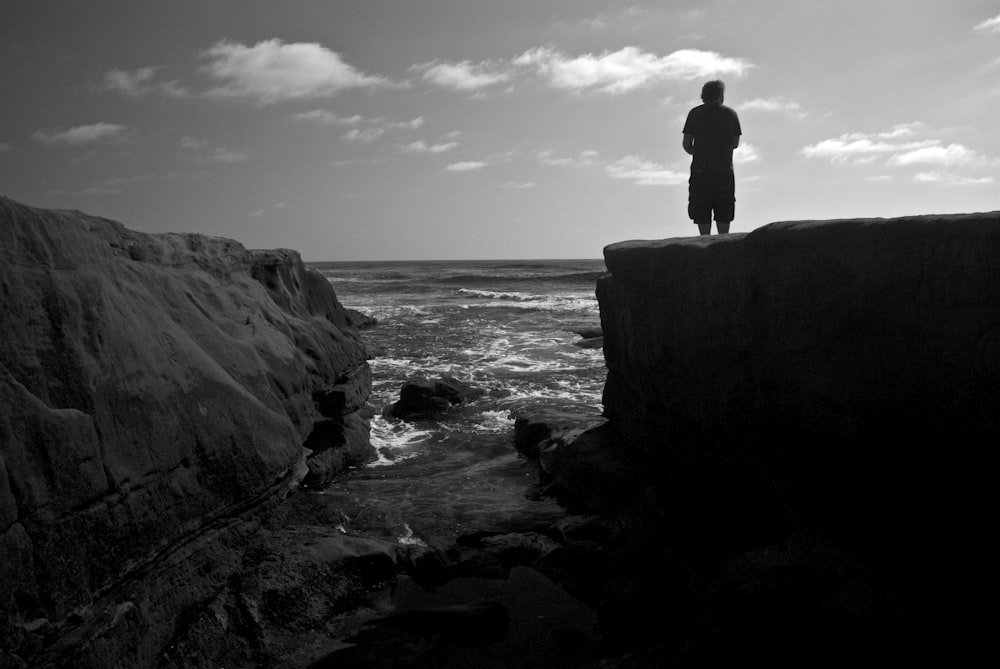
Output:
top-left (716, 220), bottom-right (731, 234)
top-left (689, 170), bottom-right (713, 235)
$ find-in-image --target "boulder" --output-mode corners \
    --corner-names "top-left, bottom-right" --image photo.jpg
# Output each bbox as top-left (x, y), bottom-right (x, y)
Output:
top-left (0, 197), bottom-right (374, 666)
top-left (386, 375), bottom-right (484, 420)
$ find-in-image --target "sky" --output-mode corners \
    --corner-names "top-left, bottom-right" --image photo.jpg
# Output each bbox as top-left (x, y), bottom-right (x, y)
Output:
top-left (2, 1), bottom-right (1000, 261)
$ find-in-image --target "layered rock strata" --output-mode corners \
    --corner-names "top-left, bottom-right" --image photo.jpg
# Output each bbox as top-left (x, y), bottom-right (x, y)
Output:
top-left (0, 197), bottom-right (374, 666)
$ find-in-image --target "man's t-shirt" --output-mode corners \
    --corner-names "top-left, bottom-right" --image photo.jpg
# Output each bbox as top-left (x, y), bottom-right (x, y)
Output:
top-left (682, 103), bottom-right (742, 173)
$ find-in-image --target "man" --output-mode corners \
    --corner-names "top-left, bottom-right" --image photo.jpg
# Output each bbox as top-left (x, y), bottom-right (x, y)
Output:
top-left (682, 80), bottom-right (742, 235)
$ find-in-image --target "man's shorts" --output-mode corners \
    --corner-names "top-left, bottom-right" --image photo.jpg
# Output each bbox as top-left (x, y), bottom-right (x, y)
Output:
top-left (688, 168), bottom-right (735, 223)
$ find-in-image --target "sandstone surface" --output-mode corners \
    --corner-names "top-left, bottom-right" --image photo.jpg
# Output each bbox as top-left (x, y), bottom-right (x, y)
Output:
top-left (0, 197), bottom-right (374, 666)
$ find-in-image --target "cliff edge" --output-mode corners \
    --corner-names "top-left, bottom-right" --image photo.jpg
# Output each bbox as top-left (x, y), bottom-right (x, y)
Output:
top-left (0, 197), bottom-right (374, 666)
top-left (596, 212), bottom-right (999, 662)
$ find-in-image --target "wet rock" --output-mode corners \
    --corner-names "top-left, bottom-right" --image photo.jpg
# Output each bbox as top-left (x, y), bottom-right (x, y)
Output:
top-left (344, 308), bottom-right (378, 330)
top-left (573, 336), bottom-right (603, 349)
top-left (385, 375), bottom-right (485, 420)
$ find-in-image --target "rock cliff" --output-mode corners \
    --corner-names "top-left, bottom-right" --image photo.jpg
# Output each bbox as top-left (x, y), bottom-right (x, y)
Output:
top-left (596, 213), bottom-right (999, 663)
top-left (0, 197), bottom-right (374, 666)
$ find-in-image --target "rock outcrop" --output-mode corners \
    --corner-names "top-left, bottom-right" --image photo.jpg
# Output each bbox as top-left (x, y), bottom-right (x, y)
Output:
top-left (0, 197), bottom-right (375, 666)
top-left (385, 375), bottom-right (485, 421)
top-left (595, 213), bottom-right (1000, 663)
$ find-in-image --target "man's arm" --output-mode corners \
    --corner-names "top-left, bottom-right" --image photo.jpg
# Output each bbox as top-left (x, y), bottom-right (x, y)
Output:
top-left (683, 133), bottom-right (695, 155)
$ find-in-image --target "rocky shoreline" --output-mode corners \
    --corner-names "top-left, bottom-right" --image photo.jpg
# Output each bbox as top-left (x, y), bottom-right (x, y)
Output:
top-left (3, 198), bottom-right (998, 667)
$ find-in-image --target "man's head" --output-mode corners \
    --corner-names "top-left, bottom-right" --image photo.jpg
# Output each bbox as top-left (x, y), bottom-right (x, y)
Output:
top-left (701, 80), bottom-right (725, 104)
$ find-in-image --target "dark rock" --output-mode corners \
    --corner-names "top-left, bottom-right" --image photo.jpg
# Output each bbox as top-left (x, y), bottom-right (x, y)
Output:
top-left (574, 326), bottom-right (603, 339)
top-left (511, 408), bottom-right (601, 460)
top-left (573, 336), bottom-right (603, 349)
top-left (369, 601), bottom-right (510, 646)
top-left (344, 307), bottom-right (378, 330)
top-left (386, 375), bottom-right (484, 420)
top-left (597, 213), bottom-right (1000, 662)
top-left (0, 197), bottom-right (374, 667)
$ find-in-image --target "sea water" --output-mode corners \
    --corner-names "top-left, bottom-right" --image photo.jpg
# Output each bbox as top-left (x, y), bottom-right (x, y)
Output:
top-left (309, 259), bottom-right (608, 545)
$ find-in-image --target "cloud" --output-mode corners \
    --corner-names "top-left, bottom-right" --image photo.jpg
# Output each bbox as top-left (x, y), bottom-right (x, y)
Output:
top-left (514, 46), bottom-right (751, 94)
top-left (340, 117), bottom-right (422, 143)
top-left (180, 136), bottom-right (209, 150)
top-left (974, 13), bottom-right (1000, 33)
top-left (402, 140), bottom-right (458, 153)
top-left (446, 161), bottom-right (489, 172)
top-left (203, 147), bottom-right (249, 164)
top-left (740, 97), bottom-right (806, 117)
top-left (539, 149), bottom-right (600, 167)
top-left (888, 143), bottom-right (979, 167)
top-left (802, 124), bottom-right (997, 183)
top-left (33, 122), bottom-right (128, 145)
top-left (201, 39), bottom-right (391, 105)
top-left (102, 67), bottom-right (190, 98)
top-left (342, 128), bottom-right (385, 143)
top-left (501, 181), bottom-right (536, 188)
top-left (914, 171), bottom-right (993, 185)
top-left (605, 155), bottom-right (687, 185)
top-left (413, 59), bottom-right (511, 91)
top-left (290, 110), bottom-right (364, 125)
top-left (734, 141), bottom-right (761, 164)
top-left (801, 124), bottom-right (937, 162)
top-left (392, 117), bottom-right (425, 130)
top-left (179, 136), bottom-right (247, 163)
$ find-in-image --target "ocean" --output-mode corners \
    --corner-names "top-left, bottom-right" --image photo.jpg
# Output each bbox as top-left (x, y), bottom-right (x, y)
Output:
top-left (308, 258), bottom-right (609, 544)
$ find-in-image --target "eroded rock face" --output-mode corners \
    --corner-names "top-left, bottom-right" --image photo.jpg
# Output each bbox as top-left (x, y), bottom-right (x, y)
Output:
top-left (0, 197), bottom-right (374, 665)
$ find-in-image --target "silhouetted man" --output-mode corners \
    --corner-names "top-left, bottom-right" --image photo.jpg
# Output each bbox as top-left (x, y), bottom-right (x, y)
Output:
top-left (683, 80), bottom-right (742, 235)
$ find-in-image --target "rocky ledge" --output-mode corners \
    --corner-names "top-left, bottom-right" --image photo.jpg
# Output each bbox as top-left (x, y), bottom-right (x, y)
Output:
top-left (521, 212), bottom-right (999, 666)
top-left (0, 198), bottom-right (375, 667)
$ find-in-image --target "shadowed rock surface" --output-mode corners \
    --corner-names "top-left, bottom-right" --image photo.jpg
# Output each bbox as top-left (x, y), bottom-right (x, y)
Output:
top-left (0, 197), bottom-right (375, 667)
top-left (589, 213), bottom-right (1000, 665)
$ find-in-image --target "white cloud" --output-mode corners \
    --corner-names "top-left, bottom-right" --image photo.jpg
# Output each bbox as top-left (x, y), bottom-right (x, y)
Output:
top-left (402, 140), bottom-right (458, 153)
top-left (203, 147), bottom-right (249, 164)
top-left (290, 110), bottom-right (364, 125)
top-left (201, 39), bottom-right (391, 105)
top-left (539, 149), bottom-right (600, 167)
top-left (33, 122), bottom-right (128, 145)
top-left (446, 161), bottom-right (488, 172)
top-left (180, 136), bottom-right (208, 150)
top-left (605, 155), bottom-right (687, 185)
top-left (414, 60), bottom-right (511, 91)
top-left (391, 117), bottom-right (425, 130)
top-left (342, 128), bottom-right (385, 143)
top-left (802, 124), bottom-right (997, 183)
top-left (734, 141), bottom-right (761, 164)
top-left (801, 124), bottom-right (938, 163)
top-left (515, 46), bottom-right (751, 94)
top-left (914, 171), bottom-right (993, 185)
top-left (888, 143), bottom-right (978, 167)
top-left (740, 97), bottom-right (805, 117)
top-left (974, 13), bottom-right (1000, 33)
top-left (102, 67), bottom-right (190, 98)
top-left (501, 181), bottom-right (536, 189)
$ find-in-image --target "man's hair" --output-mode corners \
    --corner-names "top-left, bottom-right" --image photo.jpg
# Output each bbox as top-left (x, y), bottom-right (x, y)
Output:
top-left (701, 80), bottom-right (726, 102)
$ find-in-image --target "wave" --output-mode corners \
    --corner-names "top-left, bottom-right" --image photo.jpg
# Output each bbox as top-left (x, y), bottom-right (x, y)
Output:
top-left (436, 270), bottom-right (607, 286)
